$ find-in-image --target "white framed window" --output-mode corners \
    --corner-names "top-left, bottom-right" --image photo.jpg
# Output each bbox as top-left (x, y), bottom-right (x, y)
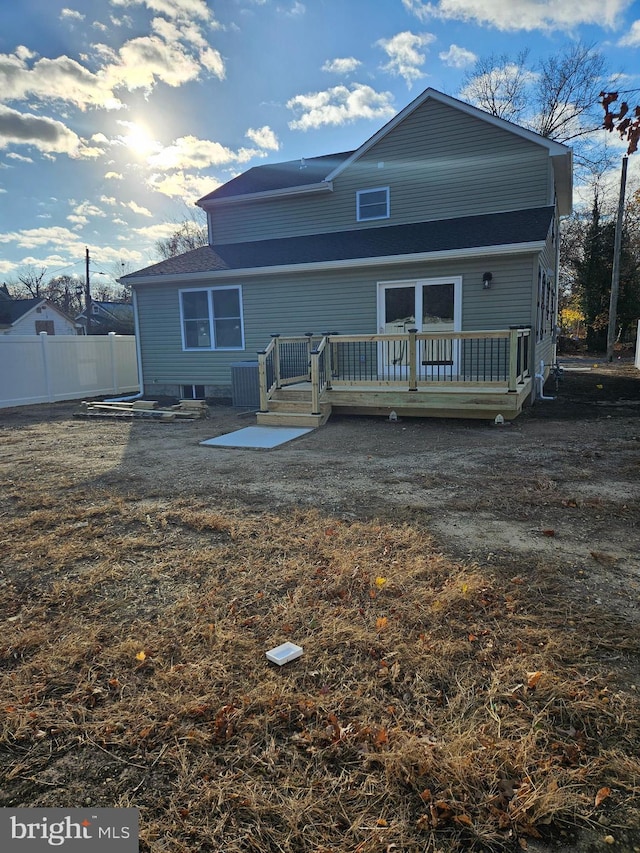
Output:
top-left (357, 187), bottom-right (389, 222)
top-left (180, 286), bottom-right (244, 350)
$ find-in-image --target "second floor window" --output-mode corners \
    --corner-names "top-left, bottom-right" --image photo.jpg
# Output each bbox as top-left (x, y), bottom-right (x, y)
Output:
top-left (357, 187), bottom-right (389, 222)
top-left (180, 286), bottom-right (244, 350)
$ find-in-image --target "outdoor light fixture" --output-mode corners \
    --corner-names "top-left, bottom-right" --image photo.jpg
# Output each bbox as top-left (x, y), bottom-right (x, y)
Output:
top-left (482, 272), bottom-right (493, 289)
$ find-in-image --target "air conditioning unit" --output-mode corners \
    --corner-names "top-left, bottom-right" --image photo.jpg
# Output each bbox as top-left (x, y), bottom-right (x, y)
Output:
top-left (231, 361), bottom-right (260, 408)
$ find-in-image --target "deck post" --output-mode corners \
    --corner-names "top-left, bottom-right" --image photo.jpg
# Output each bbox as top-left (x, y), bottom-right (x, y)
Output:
top-left (323, 335), bottom-right (333, 389)
top-left (271, 334), bottom-right (281, 389)
top-left (305, 332), bottom-right (314, 381)
top-left (408, 328), bottom-right (418, 391)
top-left (310, 350), bottom-right (320, 415)
top-left (508, 327), bottom-right (519, 392)
top-left (257, 351), bottom-right (268, 412)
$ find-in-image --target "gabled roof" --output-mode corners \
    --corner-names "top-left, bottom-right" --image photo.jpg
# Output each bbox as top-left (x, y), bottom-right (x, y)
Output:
top-left (0, 296), bottom-right (77, 329)
top-left (0, 297), bottom-right (46, 326)
top-left (197, 151), bottom-right (352, 205)
top-left (196, 87), bottom-right (573, 216)
top-left (76, 301), bottom-right (133, 322)
top-left (124, 206), bottom-right (554, 283)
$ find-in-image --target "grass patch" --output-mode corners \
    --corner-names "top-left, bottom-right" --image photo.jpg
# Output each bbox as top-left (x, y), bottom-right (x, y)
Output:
top-left (1, 486), bottom-right (639, 852)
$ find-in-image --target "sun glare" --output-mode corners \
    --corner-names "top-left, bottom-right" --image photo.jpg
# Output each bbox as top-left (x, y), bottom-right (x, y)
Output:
top-left (120, 122), bottom-right (159, 158)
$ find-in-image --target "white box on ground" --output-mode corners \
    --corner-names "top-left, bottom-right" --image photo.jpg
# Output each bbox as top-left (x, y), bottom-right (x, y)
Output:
top-left (266, 642), bottom-right (303, 665)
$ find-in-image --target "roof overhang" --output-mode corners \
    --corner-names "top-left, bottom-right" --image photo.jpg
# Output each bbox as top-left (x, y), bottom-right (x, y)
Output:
top-left (128, 240), bottom-right (546, 286)
top-left (197, 180), bottom-right (333, 209)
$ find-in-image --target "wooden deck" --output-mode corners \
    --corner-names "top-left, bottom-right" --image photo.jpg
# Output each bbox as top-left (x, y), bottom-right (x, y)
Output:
top-left (256, 330), bottom-right (533, 427)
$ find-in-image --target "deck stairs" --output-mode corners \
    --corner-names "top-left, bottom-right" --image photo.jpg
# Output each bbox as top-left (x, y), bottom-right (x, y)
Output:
top-left (256, 384), bottom-right (332, 428)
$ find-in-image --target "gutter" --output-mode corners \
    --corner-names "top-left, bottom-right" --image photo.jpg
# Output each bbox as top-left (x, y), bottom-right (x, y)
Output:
top-left (126, 240), bottom-right (547, 287)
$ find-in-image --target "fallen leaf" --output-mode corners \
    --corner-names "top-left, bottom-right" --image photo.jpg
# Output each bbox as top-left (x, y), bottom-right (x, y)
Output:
top-left (375, 576), bottom-right (388, 588)
top-left (135, 650), bottom-right (146, 661)
top-left (376, 818), bottom-right (388, 827)
top-left (375, 728), bottom-right (389, 746)
top-left (595, 787), bottom-right (611, 807)
top-left (527, 671), bottom-right (543, 688)
top-left (376, 616), bottom-right (388, 631)
top-left (542, 529), bottom-right (555, 537)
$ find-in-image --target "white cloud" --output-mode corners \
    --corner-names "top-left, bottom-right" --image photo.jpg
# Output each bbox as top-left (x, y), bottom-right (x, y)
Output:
top-left (60, 8), bottom-right (85, 21)
top-left (0, 50), bottom-right (123, 111)
top-left (124, 201), bottom-right (154, 216)
top-left (111, 0), bottom-right (213, 22)
top-left (322, 57), bottom-right (362, 74)
top-left (439, 44), bottom-right (477, 68)
top-left (0, 225), bottom-right (84, 250)
top-left (377, 31), bottom-right (435, 86)
top-left (618, 20), bottom-right (640, 45)
top-left (104, 171), bottom-right (124, 180)
top-left (70, 201), bottom-right (107, 219)
top-left (147, 135), bottom-right (264, 169)
top-left (146, 169), bottom-right (218, 200)
top-left (0, 106), bottom-right (81, 156)
top-left (6, 152), bottom-right (34, 163)
top-left (245, 125), bottom-right (280, 150)
top-left (287, 84), bottom-right (396, 131)
top-left (402, 0), bottom-right (632, 31)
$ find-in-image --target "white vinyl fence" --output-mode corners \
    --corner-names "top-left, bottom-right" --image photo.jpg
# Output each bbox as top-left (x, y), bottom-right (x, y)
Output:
top-left (0, 332), bottom-right (139, 409)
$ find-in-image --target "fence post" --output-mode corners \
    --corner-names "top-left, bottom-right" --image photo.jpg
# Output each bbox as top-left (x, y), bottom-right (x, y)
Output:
top-left (408, 328), bottom-right (418, 390)
top-left (39, 332), bottom-right (54, 402)
top-left (108, 332), bottom-right (118, 392)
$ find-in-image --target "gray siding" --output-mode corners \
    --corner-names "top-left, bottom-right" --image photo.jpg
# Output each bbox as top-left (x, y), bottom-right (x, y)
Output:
top-left (135, 252), bottom-right (539, 392)
top-left (210, 100), bottom-right (552, 245)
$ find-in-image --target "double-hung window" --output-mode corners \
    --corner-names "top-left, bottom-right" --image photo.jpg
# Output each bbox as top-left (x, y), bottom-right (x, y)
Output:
top-left (357, 187), bottom-right (390, 222)
top-left (180, 286), bottom-right (244, 350)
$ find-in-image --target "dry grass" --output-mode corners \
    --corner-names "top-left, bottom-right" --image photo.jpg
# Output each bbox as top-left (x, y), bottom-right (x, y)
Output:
top-left (1, 483), bottom-right (639, 852)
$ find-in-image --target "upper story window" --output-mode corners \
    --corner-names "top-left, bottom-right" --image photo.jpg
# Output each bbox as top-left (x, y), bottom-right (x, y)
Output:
top-left (180, 286), bottom-right (244, 350)
top-left (357, 187), bottom-right (390, 222)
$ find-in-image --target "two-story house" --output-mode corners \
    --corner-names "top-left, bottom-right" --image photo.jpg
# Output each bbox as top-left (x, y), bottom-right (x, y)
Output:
top-left (122, 87), bottom-right (572, 424)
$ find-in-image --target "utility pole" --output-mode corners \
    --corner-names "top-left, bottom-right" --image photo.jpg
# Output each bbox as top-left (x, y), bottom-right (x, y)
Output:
top-left (85, 247), bottom-right (92, 336)
top-left (606, 155), bottom-right (628, 362)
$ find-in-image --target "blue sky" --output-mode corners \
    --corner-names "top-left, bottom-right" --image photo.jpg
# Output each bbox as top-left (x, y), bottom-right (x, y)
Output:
top-left (1, 0), bottom-right (639, 289)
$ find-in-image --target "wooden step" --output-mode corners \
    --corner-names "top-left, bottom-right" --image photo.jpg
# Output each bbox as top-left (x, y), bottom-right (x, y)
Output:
top-left (256, 410), bottom-right (330, 428)
top-left (267, 398), bottom-right (317, 413)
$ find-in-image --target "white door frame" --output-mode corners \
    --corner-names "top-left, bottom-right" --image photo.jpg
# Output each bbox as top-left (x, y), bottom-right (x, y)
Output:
top-left (377, 277), bottom-right (462, 376)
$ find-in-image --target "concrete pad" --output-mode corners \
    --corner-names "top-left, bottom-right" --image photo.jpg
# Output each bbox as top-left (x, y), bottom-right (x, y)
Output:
top-left (200, 425), bottom-right (313, 450)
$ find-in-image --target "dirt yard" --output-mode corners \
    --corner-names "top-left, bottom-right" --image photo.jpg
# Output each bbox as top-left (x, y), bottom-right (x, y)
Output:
top-left (1, 357), bottom-right (639, 852)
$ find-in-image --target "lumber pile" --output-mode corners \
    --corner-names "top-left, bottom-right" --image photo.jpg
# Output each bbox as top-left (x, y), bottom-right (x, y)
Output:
top-left (73, 399), bottom-right (209, 421)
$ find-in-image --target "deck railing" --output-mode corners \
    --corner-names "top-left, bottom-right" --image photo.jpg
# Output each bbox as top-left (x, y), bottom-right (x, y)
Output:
top-left (258, 327), bottom-right (531, 410)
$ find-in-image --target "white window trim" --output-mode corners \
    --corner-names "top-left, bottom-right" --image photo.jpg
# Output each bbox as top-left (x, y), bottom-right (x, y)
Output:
top-left (179, 285), bottom-right (245, 351)
top-left (356, 186), bottom-right (390, 222)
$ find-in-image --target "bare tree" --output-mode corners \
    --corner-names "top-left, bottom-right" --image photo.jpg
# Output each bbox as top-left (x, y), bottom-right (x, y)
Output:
top-left (535, 44), bottom-right (607, 143)
top-left (461, 43), bottom-right (608, 146)
top-left (155, 209), bottom-right (208, 260)
top-left (17, 267), bottom-right (48, 298)
top-left (461, 50), bottom-right (531, 123)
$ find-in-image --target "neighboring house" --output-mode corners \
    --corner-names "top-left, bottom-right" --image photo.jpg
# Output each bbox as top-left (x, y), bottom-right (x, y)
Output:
top-left (0, 288), bottom-right (77, 336)
top-left (76, 301), bottom-right (134, 335)
top-left (122, 87), bottom-right (572, 422)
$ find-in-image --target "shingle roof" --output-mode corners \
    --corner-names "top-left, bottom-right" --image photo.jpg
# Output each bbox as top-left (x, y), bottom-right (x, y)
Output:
top-left (0, 298), bottom-right (42, 325)
top-left (197, 151), bottom-right (354, 202)
top-left (124, 207), bottom-right (553, 281)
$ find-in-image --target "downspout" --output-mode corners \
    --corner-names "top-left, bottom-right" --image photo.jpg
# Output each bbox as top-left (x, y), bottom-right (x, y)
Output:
top-left (105, 286), bottom-right (145, 402)
top-left (535, 360), bottom-right (555, 400)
